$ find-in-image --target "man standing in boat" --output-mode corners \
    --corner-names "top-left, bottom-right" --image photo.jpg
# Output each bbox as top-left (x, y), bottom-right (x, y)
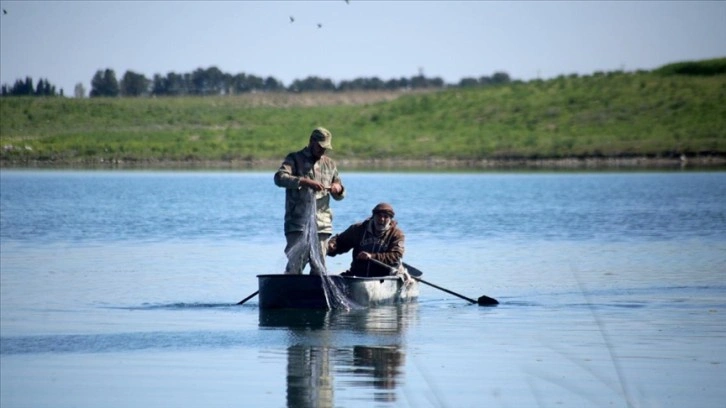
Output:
top-left (274, 127), bottom-right (345, 275)
top-left (327, 203), bottom-right (405, 277)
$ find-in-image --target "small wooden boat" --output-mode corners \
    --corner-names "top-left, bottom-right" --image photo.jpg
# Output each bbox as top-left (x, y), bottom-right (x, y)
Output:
top-left (257, 274), bottom-right (419, 309)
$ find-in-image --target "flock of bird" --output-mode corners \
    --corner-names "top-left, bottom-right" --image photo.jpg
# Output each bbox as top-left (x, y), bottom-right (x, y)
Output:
top-left (290, 0), bottom-right (349, 29)
top-left (1, 2), bottom-right (352, 22)
top-left (290, 16), bottom-right (323, 29)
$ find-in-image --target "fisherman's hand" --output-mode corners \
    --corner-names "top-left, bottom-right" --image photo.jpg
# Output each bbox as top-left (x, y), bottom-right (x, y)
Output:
top-left (329, 182), bottom-right (343, 195)
top-left (299, 178), bottom-right (325, 191)
top-left (357, 252), bottom-right (372, 260)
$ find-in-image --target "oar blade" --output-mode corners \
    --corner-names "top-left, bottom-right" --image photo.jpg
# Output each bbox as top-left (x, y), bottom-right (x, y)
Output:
top-left (402, 262), bottom-right (423, 277)
top-left (477, 295), bottom-right (499, 306)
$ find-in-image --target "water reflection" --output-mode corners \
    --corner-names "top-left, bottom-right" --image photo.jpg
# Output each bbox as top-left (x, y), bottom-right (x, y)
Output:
top-left (258, 304), bottom-right (417, 407)
top-left (286, 344), bottom-right (334, 408)
top-left (348, 345), bottom-right (403, 403)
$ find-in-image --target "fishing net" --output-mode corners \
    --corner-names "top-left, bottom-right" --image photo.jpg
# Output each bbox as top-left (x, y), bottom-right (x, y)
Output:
top-left (287, 188), bottom-right (355, 310)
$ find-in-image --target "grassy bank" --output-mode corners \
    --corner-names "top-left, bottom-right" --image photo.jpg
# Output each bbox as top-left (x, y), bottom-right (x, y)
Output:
top-left (2, 62), bottom-right (725, 170)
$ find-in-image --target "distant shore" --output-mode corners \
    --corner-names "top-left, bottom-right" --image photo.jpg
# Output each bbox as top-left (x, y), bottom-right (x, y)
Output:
top-left (3, 67), bottom-right (725, 170)
top-left (2, 155), bottom-right (724, 171)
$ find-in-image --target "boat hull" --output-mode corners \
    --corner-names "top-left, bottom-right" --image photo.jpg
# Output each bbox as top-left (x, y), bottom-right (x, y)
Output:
top-left (257, 274), bottom-right (419, 309)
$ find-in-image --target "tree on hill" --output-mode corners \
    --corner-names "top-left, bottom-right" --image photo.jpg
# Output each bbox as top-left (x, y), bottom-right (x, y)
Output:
top-left (90, 69), bottom-right (119, 97)
top-left (151, 72), bottom-right (190, 96)
top-left (0, 77), bottom-right (59, 96)
top-left (34, 78), bottom-right (56, 96)
top-left (191, 66), bottom-right (226, 95)
top-left (74, 83), bottom-right (86, 98)
top-left (457, 72), bottom-right (511, 88)
top-left (120, 70), bottom-right (151, 97)
top-left (338, 77), bottom-right (386, 91)
top-left (288, 76), bottom-right (336, 92)
top-left (10, 77), bottom-right (34, 95)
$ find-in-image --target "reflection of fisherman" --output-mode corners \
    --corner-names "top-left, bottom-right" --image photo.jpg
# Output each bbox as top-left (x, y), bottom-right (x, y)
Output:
top-left (327, 203), bottom-right (405, 277)
top-left (353, 346), bottom-right (403, 402)
top-left (260, 306), bottom-right (413, 408)
top-left (274, 127), bottom-right (345, 275)
top-left (286, 345), bottom-right (333, 408)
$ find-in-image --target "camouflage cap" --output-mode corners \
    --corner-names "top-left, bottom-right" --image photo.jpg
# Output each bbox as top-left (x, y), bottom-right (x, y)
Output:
top-left (310, 127), bottom-right (333, 150)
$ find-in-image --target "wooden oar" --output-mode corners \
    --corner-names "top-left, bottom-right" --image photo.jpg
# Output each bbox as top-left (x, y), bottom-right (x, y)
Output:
top-left (371, 259), bottom-right (498, 306)
top-left (415, 277), bottom-right (498, 306)
top-left (236, 290), bottom-right (259, 305)
top-left (402, 262), bottom-right (423, 277)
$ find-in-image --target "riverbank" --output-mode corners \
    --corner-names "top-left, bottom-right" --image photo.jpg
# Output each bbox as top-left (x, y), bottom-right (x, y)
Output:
top-left (2, 61), bottom-right (725, 167)
top-left (2, 154), bottom-right (724, 171)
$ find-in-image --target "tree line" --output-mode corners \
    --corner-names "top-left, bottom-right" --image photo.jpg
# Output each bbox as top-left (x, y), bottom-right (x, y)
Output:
top-left (1, 77), bottom-right (62, 97)
top-left (1, 66), bottom-right (512, 98)
top-left (4, 58), bottom-right (723, 98)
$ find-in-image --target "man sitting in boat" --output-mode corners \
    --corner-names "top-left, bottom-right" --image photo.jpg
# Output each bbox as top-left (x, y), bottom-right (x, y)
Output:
top-left (326, 203), bottom-right (405, 277)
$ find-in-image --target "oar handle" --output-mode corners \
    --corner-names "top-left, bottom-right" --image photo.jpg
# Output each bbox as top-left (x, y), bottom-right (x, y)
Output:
top-left (413, 277), bottom-right (477, 304)
top-left (369, 258), bottom-right (398, 273)
top-left (370, 258), bottom-right (497, 306)
top-left (236, 290), bottom-right (259, 305)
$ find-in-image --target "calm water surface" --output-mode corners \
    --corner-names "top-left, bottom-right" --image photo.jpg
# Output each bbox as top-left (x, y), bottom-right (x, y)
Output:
top-left (1, 170), bottom-right (724, 407)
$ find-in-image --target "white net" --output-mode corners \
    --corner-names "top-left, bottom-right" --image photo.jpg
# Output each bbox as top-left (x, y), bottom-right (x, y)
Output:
top-left (289, 188), bottom-right (356, 310)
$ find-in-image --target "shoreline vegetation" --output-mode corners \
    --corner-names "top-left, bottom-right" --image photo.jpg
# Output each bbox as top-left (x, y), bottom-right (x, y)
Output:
top-left (6, 155), bottom-right (724, 172)
top-left (2, 58), bottom-right (725, 171)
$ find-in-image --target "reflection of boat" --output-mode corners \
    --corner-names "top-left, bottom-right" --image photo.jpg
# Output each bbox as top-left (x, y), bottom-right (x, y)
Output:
top-left (258, 305), bottom-right (416, 408)
top-left (257, 274), bottom-right (419, 309)
top-left (284, 344), bottom-right (404, 407)
top-left (258, 308), bottom-right (330, 329)
top-left (258, 303), bottom-right (418, 334)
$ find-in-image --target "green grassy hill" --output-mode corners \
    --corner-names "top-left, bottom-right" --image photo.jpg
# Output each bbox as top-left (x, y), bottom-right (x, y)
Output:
top-left (2, 58), bottom-right (725, 169)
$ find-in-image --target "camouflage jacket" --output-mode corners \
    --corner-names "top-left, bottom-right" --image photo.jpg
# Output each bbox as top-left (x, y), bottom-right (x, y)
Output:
top-left (273, 146), bottom-right (345, 234)
top-left (327, 219), bottom-right (405, 277)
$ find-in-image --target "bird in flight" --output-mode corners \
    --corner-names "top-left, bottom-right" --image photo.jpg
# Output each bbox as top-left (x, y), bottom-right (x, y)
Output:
top-left (3, 9), bottom-right (7, 15)
top-left (289, 16), bottom-right (294, 23)
top-left (317, 23), bottom-right (322, 28)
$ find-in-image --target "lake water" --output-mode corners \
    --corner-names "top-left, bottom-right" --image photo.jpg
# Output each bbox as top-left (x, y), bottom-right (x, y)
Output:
top-left (1, 170), bottom-right (724, 408)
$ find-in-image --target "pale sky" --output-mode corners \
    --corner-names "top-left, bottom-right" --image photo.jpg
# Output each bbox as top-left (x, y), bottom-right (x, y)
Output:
top-left (1, 1), bottom-right (725, 96)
